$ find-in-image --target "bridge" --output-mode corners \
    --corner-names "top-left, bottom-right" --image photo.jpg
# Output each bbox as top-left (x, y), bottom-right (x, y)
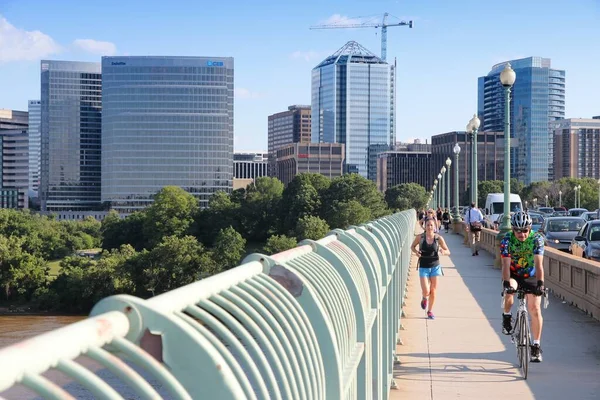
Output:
top-left (0, 210), bottom-right (599, 399)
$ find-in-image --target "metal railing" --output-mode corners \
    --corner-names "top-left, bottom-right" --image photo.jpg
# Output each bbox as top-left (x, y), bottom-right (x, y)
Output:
top-left (0, 210), bottom-right (416, 400)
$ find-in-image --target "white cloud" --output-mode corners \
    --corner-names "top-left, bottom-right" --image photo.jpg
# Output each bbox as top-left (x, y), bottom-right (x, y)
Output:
top-left (235, 88), bottom-right (263, 100)
top-left (0, 15), bottom-right (61, 62)
top-left (290, 50), bottom-right (322, 62)
top-left (72, 39), bottom-right (117, 56)
top-left (320, 14), bottom-right (364, 26)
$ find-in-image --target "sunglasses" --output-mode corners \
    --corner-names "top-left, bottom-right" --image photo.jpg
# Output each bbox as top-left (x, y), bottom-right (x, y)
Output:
top-left (513, 228), bottom-right (530, 234)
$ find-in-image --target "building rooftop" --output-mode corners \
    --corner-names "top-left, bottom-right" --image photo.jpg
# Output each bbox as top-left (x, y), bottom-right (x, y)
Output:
top-left (314, 41), bottom-right (386, 68)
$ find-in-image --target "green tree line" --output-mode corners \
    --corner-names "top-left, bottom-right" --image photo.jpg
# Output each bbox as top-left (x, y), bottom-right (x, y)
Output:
top-left (1, 174), bottom-right (432, 313)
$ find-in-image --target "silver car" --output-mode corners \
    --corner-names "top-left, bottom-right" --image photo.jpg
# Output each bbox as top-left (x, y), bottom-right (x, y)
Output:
top-left (539, 217), bottom-right (586, 252)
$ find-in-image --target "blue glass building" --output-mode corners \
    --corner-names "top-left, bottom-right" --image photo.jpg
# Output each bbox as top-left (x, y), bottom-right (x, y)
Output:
top-left (101, 56), bottom-right (234, 212)
top-left (478, 57), bottom-right (565, 184)
top-left (311, 41), bottom-right (395, 180)
top-left (40, 60), bottom-right (102, 211)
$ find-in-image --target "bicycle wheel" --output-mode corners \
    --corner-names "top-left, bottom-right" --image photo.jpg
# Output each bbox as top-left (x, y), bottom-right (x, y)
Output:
top-left (518, 312), bottom-right (530, 379)
top-left (512, 313), bottom-right (522, 367)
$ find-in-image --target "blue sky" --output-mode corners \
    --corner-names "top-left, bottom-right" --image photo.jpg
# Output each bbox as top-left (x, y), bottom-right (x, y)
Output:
top-left (1, 0), bottom-right (599, 151)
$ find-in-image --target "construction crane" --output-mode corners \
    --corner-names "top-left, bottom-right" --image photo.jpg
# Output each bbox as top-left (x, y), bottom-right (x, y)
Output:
top-left (310, 13), bottom-right (413, 61)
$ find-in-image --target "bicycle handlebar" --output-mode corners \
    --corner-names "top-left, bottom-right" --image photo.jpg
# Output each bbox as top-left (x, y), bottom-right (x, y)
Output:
top-left (501, 288), bottom-right (550, 309)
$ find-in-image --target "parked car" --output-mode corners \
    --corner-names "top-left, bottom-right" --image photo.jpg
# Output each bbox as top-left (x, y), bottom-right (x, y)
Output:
top-left (538, 217), bottom-right (586, 252)
top-left (570, 220), bottom-right (600, 261)
top-left (581, 211), bottom-right (599, 222)
top-left (552, 210), bottom-right (568, 217)
top-left (568, 208), bottom-right (588, 217)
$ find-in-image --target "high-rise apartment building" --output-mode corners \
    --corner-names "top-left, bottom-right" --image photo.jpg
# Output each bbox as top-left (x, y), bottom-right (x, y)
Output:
top-left (431, 131), bottom-right (504, 203)
top-left (40, 60), bottom-right (102, 211)
top-left (267, 105), bottom-right (311, 176)
top-left (28, 100), bottom-right (41, 197)
top-left (102, 56), bottom-right (234, 211)
top-left (553, 118), bottom-right (600, 179)
top-left (0, 130), bottom-right (29, 208)
top-left (311, 41), bottom-right (395, 180)
top-left (478, 57), bottom-right (565, 184)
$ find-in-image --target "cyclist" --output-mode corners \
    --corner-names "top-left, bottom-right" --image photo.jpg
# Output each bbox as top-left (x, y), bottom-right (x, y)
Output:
top-left (500, 211), bottom-right (546, 362)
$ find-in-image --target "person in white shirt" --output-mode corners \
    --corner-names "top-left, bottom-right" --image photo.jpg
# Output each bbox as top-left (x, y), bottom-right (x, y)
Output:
top-left (465, 202), bottom-right (484, 256)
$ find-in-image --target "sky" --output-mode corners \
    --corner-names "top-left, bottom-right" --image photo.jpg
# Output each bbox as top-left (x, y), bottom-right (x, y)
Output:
top-left (0, 0), bottom-right (599, 151)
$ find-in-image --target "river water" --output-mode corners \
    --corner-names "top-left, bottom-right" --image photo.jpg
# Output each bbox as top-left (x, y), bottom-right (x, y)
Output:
top-left (0, 315), bottom-right (84, 349)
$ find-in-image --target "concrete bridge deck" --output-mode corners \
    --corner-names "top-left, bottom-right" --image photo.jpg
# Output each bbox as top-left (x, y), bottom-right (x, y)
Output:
top-left (391, 228), bottom-right (600, 400)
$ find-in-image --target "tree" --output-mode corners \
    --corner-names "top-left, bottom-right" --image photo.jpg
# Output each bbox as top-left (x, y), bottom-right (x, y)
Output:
top-left (280, 174), bottom-right (322, 234)
top-left (326, 200), bottom-right (371, 230)
top-left (144, 186), bottom-right (199, 246)
top-left (385, 183), bottom-right (428, 211)
top-left (295, 215), bottom-right (330, 240)
top-left (212, 227), bottom-right (246, 270)
top-left (477, 180), bottom-right (503, 209)
top-left (102, 211), bottom-right (147, 251)
top-left (194, 191), bottom-right (241, 246)
top-left (321, 174), bottom-right (389, 223)
top-left (263, 234), bottom-right (297, 255)
top-left (0, 235), bottom-right (48, 300)
top-left (241, 177), bottom-right (284, 242)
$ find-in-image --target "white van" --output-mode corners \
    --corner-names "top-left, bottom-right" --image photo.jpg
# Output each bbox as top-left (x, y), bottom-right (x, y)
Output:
top-left (484, 193), bottom-right (523, 224)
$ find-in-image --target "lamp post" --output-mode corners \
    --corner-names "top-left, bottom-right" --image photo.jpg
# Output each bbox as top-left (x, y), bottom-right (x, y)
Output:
top-left (499, 63), bottom-right (516, 232)
top-left (578, 184), bottom-right (582, 208)
top-left (467, 115), bottom-right (481, 206)
top-left (597, 180), bottom-right (600, 210)
top-left (446, 157), bottom-right (451, 213)
top-left (545, 195), bottom-right (548, 207)
top-left (441, 167), bottom-right (446, 209)
top-left (525, 200), bottom-right (528, 211)
top-left (533, 198), bottom-right (537, 209)
top-left (433, 180), bottom-right (438, 209)
top-left (453, 144), bottom-right (461, 221)
top-left (437, 174), bottom-right (442, 209)
top-left (559, 190), bottom-right (562, 208)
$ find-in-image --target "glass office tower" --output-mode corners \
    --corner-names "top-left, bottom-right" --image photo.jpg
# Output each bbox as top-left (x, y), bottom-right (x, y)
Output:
top-left (311, 41), bottom-right (395, 180)
top-left (28, 100), bottom-right (41, 197)
top-left (101, 56), bottom-right (234, 211)
top-left (40, 60), bottom-right (102, 211)
top-left (478, 57), bottom-right (565, 184)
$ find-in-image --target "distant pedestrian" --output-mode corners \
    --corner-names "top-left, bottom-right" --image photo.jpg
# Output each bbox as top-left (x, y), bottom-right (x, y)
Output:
top-left (411, 218), bottom-right (451, 320)
top-left (442, 208), bottom-right (451, 233)
top-left (465, 202), bottom-right (484, 256)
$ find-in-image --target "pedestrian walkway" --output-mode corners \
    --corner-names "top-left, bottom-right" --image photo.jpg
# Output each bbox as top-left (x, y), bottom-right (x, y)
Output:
top-left (391, 228), bottom-right (600, 400)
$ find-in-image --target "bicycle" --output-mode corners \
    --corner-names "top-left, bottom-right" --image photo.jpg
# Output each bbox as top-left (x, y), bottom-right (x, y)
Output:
top-left (501, 286), bottom-right (549, 379)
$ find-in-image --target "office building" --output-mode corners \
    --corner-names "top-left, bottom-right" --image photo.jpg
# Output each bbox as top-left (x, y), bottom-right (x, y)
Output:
top-left (0, 109), bottom-right (28, 131)
top-left (553, 118), bottom-right (600, 179)
top-left (275, 142), bottom-right (344, 186)
top-left (233, 152), bottom-right (268, 190)
top-left (40, 60), bottom-right (102, 211)
top-left (431, 131), bottom-right (504, 201)
top-left (28, 100), bottom-right (41, 197)
top-left (0, 130), bottom-right (29, 208)
top-left (268, 105), bottom-right (311, 176)
top-left (376, 151), bottom-right (431, 192)
top-left (311, 41), bottom-right (395, 180)
top-left (478, 57), bottom-right (565, 184)
top-left (101, 56), bottom-right (234, 211)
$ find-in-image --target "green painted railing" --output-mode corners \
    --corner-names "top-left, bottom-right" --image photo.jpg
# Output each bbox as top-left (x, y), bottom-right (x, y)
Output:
top-left (0, 210), bottom-right (416, 400)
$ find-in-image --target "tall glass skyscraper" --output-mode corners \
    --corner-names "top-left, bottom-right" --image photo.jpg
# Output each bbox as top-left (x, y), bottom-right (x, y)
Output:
top-left (40, 60), bottom-right (102, 211)
top-left (311, 41), bottom-right (395, 180)
top-left (28, 100), bottom-right (41, 197)
top-left (478, 57), bottom-right (565, 184)
top-left (101, 56), bottom-right (234, 211)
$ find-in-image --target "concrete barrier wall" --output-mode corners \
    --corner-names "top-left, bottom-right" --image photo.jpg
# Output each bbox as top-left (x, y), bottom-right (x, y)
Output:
top-left (452, 222), bottom-right (600, 321)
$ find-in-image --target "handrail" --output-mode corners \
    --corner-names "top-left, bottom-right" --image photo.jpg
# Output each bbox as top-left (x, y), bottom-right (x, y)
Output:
top-left (0, 210), bottom-right (416, 400)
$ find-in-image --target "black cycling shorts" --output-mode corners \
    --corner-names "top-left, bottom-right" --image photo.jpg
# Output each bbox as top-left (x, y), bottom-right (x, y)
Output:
top-left (508, 275), bottom-right (538, 293)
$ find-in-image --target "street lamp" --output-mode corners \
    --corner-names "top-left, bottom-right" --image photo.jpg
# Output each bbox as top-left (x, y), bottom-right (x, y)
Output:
top-left (545, 195), bottom-right (548, 207)
top-left (499, 63), bottom-right (516, 232)
top-left (433, 180), bottom-right (438, 209)
top-left (453, 144), bottom-right (461, 221)
top-left (437, 173), bottom-right (442, 209)
top-left (441, 167), bottom-right (446, 209)
top-left (577, 184), bottom-right (582, 208)
top-left (446, 157), bottom-right (452, 214)
top-left (559, 190), bottom-right (562, 208)
top-left (525, 200), bottom-right (528, 211)
top-left (533, 198), bottom-right (537, 209)
top-left (467, 114), bottom-right (481, 206)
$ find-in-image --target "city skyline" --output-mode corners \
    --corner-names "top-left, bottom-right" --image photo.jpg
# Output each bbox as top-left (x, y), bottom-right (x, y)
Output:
top-left (1, 0), bottom-right (599, 152)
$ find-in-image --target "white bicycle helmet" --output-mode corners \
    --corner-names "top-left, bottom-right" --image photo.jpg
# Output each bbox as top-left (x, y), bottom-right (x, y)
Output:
top-left (511, 211), bottom-right (532, 229)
